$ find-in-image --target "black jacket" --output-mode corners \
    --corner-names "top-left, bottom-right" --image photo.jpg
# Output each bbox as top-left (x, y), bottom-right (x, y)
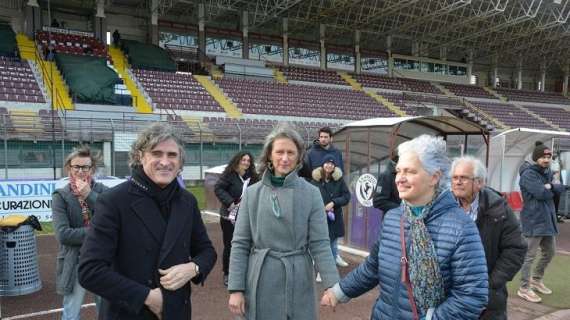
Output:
top-left (311, 167), bottom-right (351, 239)
top-left (373, 160), bottom-right (400, 213)
top-left (78, 180), bottom-right (217, 320)
top-left (476, 187), bottom-right (527, 320)
top-left (214, 171), bottom-right (252, 218)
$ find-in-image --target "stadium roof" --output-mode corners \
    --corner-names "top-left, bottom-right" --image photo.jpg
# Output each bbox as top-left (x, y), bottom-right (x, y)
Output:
top-left (38, 0), bottom-right (570, 70)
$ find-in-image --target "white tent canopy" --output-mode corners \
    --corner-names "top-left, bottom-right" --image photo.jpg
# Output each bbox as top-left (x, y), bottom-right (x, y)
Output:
top-left (478, 128), bottom-right (570, 192)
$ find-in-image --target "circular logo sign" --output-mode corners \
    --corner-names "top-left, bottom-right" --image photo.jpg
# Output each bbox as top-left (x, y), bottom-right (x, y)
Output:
top-left (355, 173), bottom-right (377, 207)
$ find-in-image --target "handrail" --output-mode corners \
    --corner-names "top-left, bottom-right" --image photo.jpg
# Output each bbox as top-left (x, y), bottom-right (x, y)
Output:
top-left (33, 45), bottom-right (67, 114)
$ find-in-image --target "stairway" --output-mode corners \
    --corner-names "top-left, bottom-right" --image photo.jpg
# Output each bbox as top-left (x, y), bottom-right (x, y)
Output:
top-left (273, 68), bottom-right (287, 84)
top-left (338, 72), bottom-right (363, 91)
top-left (16, 34), bottom-right (73, 110)
top-left (483, 87), bottom-right (507, 101)
top-left (210, 64), bottom-right (223, 80)
top-left (193, 75), bottom-right (242, 118)
top-left (463, 100), bottom-right (508, 130)
top-left (10, 110), bottom-right (43, 134)
top-left (181, 115), bottom-right (214, 139)
top-left (108, 46), bottom-right (153, 113)
top-left (512, 103), bottom-right (561, 131)
top-left (365, 90), bottom-right (407, 116)
top-left (432, 82), bottom-right (454, 96)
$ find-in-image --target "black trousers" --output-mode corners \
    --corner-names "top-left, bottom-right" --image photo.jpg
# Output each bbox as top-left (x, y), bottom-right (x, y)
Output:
top-left (220, 217), bottom-right (235, 275)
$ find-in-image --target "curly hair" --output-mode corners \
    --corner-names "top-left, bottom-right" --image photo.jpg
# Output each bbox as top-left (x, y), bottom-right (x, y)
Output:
top-left (221, 151), bottom-right (259, 182)
top-left (128, 122), bottom-right (185, 168)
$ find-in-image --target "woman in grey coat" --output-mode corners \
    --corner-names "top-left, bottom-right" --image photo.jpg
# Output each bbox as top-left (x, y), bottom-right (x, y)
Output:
top-left (228, 124), bottom-right (340, 320)
top-left (52, 146), bottom-right (107, 320)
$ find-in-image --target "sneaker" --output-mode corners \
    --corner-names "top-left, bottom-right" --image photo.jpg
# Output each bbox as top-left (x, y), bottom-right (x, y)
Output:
top-left (517, 288), bottom-right (542, 303)
top-left (336, 256), bottom-right (349, 267)
top-left (316, 272), bottom-right (322, 283)
top-left (531, 280), bottom-right (553, 295)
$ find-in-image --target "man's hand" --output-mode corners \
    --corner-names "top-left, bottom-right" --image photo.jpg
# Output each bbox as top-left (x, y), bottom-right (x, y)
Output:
top-left (144, 288), bottom-right (163, 319)
top-left (159, 262), bottom-right (197, 291)
top-left (325, 202), bottom-right (335, 211)
top-left (320, 288), bottom-right (338, 311)
top-left (74, 179), bottom-right (91, 200)
top-left (228, 292), bottom-right (246, 316)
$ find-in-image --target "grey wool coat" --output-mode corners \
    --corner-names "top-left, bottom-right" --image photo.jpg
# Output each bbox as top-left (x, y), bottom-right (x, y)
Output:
top-left (52, 182), bottom-right (107, 295)
top-left (228, 169), bottom-right (340, 320)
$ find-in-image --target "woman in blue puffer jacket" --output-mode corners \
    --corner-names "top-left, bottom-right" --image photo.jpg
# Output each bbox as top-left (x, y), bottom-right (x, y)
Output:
top-left (321, 134), bottom-right (488, 320)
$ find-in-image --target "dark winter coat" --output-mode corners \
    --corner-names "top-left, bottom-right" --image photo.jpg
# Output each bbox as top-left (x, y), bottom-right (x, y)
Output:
top-left (52, 182), bottom-right (107, 295)
top-left (311, 167), bottom-right (351, 239)
top-left (373, 160), bottom-right (400, 213)
top-left (214, 171), bottom-right (255, 218)
top-left (338, 190), bottom-right (488, 319)
top-left (78, 180), bottom-right (217, 320)
top-left (300, 140), bottom-right (344, 179)
top-left (476, 187), bottom-right (527, 320)
top-left (519, 162), bottom-right (564, 236)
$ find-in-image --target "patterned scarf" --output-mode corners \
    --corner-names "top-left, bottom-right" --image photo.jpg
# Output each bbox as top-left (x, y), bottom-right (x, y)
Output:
top-left (69, 175), bottom-right (93, 227)
top-left (403, 193), bottom-right (445, 314)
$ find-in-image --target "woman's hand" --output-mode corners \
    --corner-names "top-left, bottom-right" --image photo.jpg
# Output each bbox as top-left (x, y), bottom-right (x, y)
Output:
top-left (75, 179), bottom-right (91, 200)
top-left (325, 202), bottom-right (335, 211)
top-left (320, 288), bottom-right (338, 311)
top-left (228, 292), bottom-right (246, 316)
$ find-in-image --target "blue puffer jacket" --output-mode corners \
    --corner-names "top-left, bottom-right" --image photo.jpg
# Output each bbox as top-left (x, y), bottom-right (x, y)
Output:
top-left (519, 162), bottom-right (564, 237)
top-left (338, 190), bottom-right (488, 319)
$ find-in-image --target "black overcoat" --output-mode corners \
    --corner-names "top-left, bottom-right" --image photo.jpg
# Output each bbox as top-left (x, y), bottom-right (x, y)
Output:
top-left (78, 180), bottom-right (217, 320)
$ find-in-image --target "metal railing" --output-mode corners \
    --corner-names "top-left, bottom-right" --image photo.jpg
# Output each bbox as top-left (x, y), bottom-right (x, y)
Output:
top-left (0, 111), bottom-right (331, 180)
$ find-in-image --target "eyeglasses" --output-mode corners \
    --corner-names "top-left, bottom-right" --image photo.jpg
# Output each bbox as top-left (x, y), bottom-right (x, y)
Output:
top-left (451, 175), bottom-right (475, 183)
top-left (70, 165), bottom-right (92, 172)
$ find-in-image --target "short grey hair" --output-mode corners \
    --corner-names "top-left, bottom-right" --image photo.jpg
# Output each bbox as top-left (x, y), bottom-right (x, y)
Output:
top-left (451, 156), bottom-right (487, 183)
top-left (258, 123), bottom-right (305, 174)
top-left (398, 134), bottom-right (450, 192)
top-left (129, 122), bottom-right (185, 168)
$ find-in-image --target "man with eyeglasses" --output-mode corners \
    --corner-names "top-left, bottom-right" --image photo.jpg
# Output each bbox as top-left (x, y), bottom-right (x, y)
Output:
top-left (451, 156), bottom-right (526, 320)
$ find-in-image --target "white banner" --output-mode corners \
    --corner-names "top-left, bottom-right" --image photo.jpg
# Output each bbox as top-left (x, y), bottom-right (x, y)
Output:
top-left (0, 178), bottom-right (125, 222)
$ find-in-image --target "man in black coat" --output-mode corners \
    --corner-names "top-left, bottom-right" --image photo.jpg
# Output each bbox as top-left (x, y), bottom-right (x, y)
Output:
top-left (79, 123), bottom-right (217, 320)
top-left (451, 156), bottom-right (526, 320)
top-left (373, 155), bottom-right (400, 215)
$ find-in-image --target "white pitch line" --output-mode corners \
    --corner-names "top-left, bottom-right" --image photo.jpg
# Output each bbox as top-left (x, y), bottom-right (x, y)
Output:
top-left (3, 303), bottom-right (95, 320)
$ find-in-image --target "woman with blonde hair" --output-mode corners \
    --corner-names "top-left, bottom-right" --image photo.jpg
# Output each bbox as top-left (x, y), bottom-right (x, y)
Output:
top-left (227, 123), bottom-right (339, 319)
top-left (52, 146), bottom-right (107, 320)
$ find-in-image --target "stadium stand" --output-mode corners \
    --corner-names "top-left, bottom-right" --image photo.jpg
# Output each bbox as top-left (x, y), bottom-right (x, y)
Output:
top-left (397, 77), bottom-right (442, 94)
top-left (216, 77), bottom-right (395, 119)
top-left (494, 87), bottom-right (570, 105)
top-left (0, 56), bottom-right (45, 103)
top-left (121, 40), bottom-right (177, 72)
top-left (279, 65), bottom-right (347, 85)
top-left (36, 30), bottom-right (107, 58)
top-left (469, 101), bottom-right (554, 130)
top-left (133, 69), bottom-right (223, 112)
top-left (441, 83), bottom-right (498, 99)
top-left (523, 105), bottom-right (570, 131)
top-left (354, 73), bottom-right (403, 90)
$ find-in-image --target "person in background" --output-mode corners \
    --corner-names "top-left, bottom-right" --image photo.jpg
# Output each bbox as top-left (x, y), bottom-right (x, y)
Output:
top-left (373, 153), bottom-right (401, 218)
top-left (214, 151), bottom-right (259, 287)
top-left (451, 156), bottom-right (526, 319)
top-left (322, 134), bottom-right (488, 319)
top-left (300, 126), bottom-right (343, 180)
top-left (228, 124), bottom-right (339, 320)
top-left (311, 154), bottom-right (351, 268)
top-left (78, 122), bottom-right (217, 319)
top-left (52, 146), bottom-right (107, 320)
top-left (517, 141), bottom-right (566, 303)
top-left (113, 29), bottom-right (121, 47)
top-left (51, 18), bottom-right (60, 28)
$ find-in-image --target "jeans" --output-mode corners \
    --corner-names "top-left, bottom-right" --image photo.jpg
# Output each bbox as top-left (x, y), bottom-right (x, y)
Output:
top-left (330, 238), bottom-right (338, 260)
top-left (520, 236), bottom-right (556, 289)
top-left (61, 278), bottom-right (86, 320)
top-left (61, 277), bottom-right (100, 320)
